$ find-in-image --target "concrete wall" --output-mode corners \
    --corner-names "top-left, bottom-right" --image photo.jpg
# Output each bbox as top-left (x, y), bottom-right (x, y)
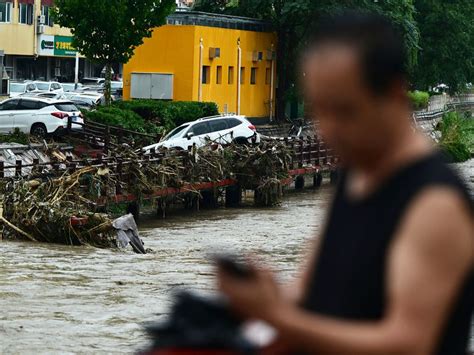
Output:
top-left (123, 24), bottom-right (277, 119)
top-left (0, 0), bottom-right (72, 56)
top-left (123, 25), bottom-right (196, 103)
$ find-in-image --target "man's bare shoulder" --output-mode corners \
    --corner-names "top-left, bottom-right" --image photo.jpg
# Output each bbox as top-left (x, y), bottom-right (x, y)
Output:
top-left (395, 185), bottom-right (473, 268)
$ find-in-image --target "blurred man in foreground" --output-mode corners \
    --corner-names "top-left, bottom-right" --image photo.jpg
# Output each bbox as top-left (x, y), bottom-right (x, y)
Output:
top-left (218, 12), bottom-right (473, 354)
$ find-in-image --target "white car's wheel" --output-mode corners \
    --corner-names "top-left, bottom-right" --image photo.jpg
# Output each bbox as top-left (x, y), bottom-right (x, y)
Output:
top-left (30, 123), bottom-right (48, 138)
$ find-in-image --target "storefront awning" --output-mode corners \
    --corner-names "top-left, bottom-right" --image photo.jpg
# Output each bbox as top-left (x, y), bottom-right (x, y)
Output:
top-left (17, 0), bottom-right (35, 4)
top-left (41, 0), bottom-right (54, 6)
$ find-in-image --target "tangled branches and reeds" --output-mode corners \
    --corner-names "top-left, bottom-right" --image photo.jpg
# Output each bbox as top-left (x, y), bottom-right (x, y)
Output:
top-left (0, 141), bottom-right (293, 247)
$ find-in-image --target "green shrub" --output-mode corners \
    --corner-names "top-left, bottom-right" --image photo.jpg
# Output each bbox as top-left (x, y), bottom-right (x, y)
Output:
top-left (84, 107), bottom-right (163, 134)
top-left (113, 100), bottom-right (219, 131)
top-left (408, 90), bottom-right (430, 110)
top-left (439, 112), bottom-right (473, 162)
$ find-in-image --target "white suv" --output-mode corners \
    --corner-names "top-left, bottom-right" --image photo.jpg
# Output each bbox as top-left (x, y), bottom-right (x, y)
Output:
top-left (0, 97), bottom-right (83, 137)
top-left (34, 81), bottom-right (64, 94)
top-left (9, 82), bottom-right (39, 97)
top-left (144, 114), bottom-right (260, 151)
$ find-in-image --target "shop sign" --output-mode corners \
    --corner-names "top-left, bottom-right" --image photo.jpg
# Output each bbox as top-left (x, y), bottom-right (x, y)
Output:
top-left (38, 35), bottom-right (77, 57)
top-left (54, 36), bottom-right (76, 57)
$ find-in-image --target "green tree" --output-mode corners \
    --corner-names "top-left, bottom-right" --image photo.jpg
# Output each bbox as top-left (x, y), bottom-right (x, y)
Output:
top-left (413, 0), bottom-right (474, 94)
top-left (195, 0), bottom-right (419, 121)
top-left (52, 0), bottom-right (176, 105)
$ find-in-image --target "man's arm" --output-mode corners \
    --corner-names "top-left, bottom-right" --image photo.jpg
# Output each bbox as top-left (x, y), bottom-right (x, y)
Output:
top-left (283, 235), bottom-right (323, 304)
top-left (266, 187), bottom-right (472, 354)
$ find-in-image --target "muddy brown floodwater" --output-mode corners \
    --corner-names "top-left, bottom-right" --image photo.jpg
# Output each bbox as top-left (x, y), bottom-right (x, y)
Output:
top-left (1, 160), bottom-right (472, 354)
top-left (0, 185), bottom-right (332, 354)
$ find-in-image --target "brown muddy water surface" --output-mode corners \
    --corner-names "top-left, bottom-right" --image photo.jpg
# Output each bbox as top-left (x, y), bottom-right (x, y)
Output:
top-left (1, 185), bottom-right (332, 354)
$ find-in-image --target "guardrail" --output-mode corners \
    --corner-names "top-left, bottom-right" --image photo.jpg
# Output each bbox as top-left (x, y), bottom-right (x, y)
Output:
top-left (0, 136), bottom-right (336, 179)
top-left (414, 94), bottom-right (474, 121)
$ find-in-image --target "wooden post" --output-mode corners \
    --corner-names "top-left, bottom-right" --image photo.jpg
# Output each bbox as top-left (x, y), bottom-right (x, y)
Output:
top-left (290, 140), bottom-right (295, 169)
top-left (225, 184), bottom-right (242, 207)
top-left (295, 175), bottom-right (305, 190)
top-left (66, 116), bottom-right (72, 133)
top-left (118, 128), bottom-right (124, 145)
top-left (104, 125), bottom-right (111, 155)
top-left (307, 136), bottom-right (312, 165)
top-left (299, 138), bottom-right (304, 168)
top-left (15, 160), bottom-right (22, 177)
top-left (315, 136), bottom-right (320, 166)
top-left (116, 157), bottom-right (123, 195)
top-left (313, 173), bottom-right (323, 188)
top-left (127, 202), bottom-right (140, 221)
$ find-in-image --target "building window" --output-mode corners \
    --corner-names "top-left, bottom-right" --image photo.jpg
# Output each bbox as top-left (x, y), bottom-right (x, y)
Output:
top-left (19, 3), bottom-right (34, 25)
top-left (228, 66), bottom-right (234, 85)
top-left (202, 66), bottom-right (210, 84)
top-left (250, 67), bottom-right (258, 85)
top-left (41, 5), bottom-right (54, 27)
top-left (216, 66), bottom-right (222, 84)
top-left (0, 1), bottom-right (12, 23)
top-left (265, 68), bottom-right (271, 85)
top-left (240, 67), bottom-right (245, 85)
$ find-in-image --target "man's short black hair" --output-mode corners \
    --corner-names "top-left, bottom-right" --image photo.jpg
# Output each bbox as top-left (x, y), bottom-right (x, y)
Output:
top-left (308, 11), bottom-right (408, 95)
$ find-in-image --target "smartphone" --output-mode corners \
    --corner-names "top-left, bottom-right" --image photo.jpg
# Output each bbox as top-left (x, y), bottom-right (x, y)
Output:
top-left (214, 254), bottom-right (254, 278)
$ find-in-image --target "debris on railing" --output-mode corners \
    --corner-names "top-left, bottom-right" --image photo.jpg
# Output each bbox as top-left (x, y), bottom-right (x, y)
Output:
top-left (0, 138), bottom-right (335, 248)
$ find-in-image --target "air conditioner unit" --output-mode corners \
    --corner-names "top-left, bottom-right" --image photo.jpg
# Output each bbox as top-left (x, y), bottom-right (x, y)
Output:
top-left (252, 51), bottom-right (264, 62)
top-left (266, 50), bottom-right (276, 61)
top-left (38, 15), bottom-right (45, 24)
top-left (209, 47), bottom-right (221, 59)
top-left (37, 25), bottom-right (45, 34)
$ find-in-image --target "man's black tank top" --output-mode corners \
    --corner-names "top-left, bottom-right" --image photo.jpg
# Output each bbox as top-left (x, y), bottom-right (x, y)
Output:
top-left (303, 151), bottom-right (473, 354)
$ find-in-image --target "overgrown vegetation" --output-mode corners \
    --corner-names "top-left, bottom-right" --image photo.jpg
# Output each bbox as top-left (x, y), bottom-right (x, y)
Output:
top-left (0, 128), bottom-right (30, 145)
top-left (84, 100), bottom-right (219, 133)
top-left (438, 112), bottom-right (473, 162)
top-left (408, 90), bottom-right (430, 110)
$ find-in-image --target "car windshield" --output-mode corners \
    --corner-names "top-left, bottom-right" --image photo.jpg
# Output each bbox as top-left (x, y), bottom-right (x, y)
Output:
top-left (35, 82), bottom-right (50, 90)
top-left (55, 103), bottom-right (79, 112)
top-left (10, 83), bottom-right (26, 93)
top-left (164, 125), bottom-right (189, 141)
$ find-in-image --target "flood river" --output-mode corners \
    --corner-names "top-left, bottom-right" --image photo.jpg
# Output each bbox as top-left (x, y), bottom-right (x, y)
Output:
top-left (1, 160), bottom-right (472, 354)
top-left (0, 185), bottom-right (331, 354)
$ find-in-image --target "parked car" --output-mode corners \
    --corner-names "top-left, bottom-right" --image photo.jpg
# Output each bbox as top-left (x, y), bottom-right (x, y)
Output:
top-left (0, 97), bottom-right (83, 137)
top-left (62, 83), bottom-right (86, 92)
top-left (63, 92), bottom-right (105, 107)
top-left (110, 81), bottom-right (123, 100)
top-left (143, 115), bottom-right (260, 151)
top-left (34, 81), bottom-right (64, 94)
top-left (81, 77), bottom-right (105, 86)
top-left (20, 92), bottom-right (67, 100)
top-left (9, 82), bottom-right (39, 98)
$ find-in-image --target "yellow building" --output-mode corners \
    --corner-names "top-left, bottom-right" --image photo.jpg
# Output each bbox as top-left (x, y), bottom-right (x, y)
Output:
top-left (0, 0), bottom-right (100, 82)
top-left (123, 12), bottom-right (277, 120)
